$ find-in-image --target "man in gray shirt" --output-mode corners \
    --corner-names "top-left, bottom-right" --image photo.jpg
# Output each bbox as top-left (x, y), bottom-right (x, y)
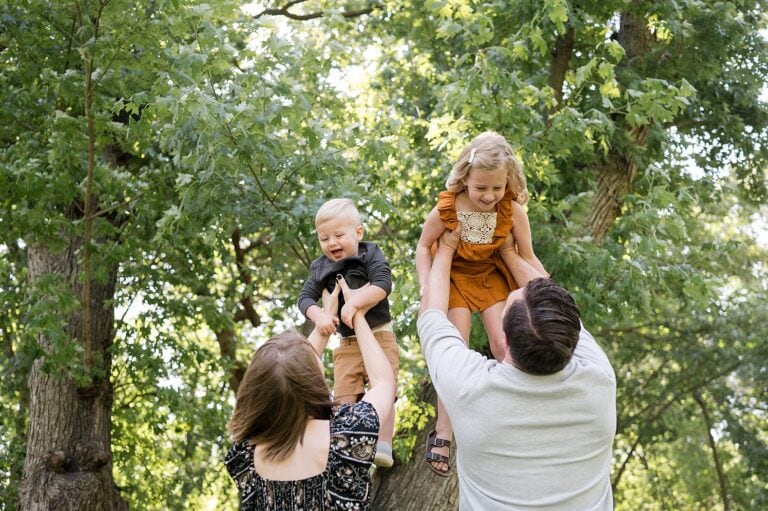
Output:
top-left (418, 230), bottom-right (616, 510)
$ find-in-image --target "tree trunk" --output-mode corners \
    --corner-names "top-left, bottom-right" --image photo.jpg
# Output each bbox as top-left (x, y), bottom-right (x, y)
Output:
top-left (373, 383), bottom-right (460, 510)
top-left (20, 236), bottom-right (126, 511)
top-left (216, 329), bottom-right (246, 393)
top-left (587, 12), bottom-right (653, 243)
top-left (219, 228), bottom-right (260, 395)
top-left (547, 25), bottom-right (575, 119)
top-left (586, 125), bottom-right (649, 242)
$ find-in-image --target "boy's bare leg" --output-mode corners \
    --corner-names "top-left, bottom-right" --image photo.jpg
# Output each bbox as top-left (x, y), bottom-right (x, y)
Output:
top-left (375, 395), bottom-right (395, 446)
top-left (375, 400), bottom-right (395, 467)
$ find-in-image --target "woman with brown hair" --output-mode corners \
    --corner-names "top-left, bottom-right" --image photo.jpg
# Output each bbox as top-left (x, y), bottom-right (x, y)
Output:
top-left (224, 276), bottom-right (396, 510)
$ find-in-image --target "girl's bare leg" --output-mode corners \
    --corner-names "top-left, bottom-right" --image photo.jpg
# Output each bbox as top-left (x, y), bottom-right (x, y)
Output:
top-left (429, 307), bottom-right (471, 474)
top-left (481, 301), bottom-right (507, 362)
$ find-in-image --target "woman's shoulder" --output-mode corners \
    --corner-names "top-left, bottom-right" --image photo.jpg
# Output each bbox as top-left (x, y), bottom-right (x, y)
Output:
top-left (329, 402), bottom-right (379, 470)
top-left (332, 401), bottom-right (379, 433)
top-left (325, 404), bottom-right (377, 508)
top-left (224, 440), bottom-right (253, 480)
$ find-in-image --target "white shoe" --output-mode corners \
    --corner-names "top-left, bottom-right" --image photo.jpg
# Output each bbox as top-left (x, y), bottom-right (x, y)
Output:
top-left (374, 441), bottom-right (394, 468)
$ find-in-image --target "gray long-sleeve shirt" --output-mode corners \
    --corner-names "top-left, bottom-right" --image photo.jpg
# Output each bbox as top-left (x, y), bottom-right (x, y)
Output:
top-left (418, 309), bottom-right (616, 511)
top-left (298, 241), bottom-right (392, 338)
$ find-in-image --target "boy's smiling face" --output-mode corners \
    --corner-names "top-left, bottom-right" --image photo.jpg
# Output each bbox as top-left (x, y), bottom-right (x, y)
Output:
top-left (316, 215), bottom-right (363, 261)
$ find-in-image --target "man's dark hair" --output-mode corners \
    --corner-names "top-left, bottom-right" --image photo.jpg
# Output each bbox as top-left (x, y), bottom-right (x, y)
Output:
top-left (502, 278), bottom-right (581, 375)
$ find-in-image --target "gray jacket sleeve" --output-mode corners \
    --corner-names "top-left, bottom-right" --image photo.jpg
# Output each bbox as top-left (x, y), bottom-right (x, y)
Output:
top-left (364, 243), bottom-right (392, 295)
top-left (297, 259), bottom-right (324, 317)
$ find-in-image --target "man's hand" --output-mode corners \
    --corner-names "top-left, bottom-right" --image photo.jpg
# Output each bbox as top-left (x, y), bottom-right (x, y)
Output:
top-left (497, 232), bottom-right (547, 287)
top-left (499, 232), bottom-right (517, 257)
top-left (437, 223), bottom-right (462, 253)
top-left (419, 224), bottom-right (461, 314)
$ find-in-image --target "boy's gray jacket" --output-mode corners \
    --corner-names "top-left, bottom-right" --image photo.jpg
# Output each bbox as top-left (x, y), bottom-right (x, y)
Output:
top-left (298, 241), bottom-right (392, 337)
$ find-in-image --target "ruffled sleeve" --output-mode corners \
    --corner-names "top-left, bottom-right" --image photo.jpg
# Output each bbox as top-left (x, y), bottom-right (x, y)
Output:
top-left (436, 189), bottom-right (516, 262)
top-left (493, 189), bottom-right (516, 239)
top-left (437, 191), bottom-right (459, 230)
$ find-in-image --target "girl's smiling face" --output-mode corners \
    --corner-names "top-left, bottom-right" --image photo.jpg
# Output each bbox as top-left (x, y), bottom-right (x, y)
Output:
top-left (463, 167), bottom-right (508, 211)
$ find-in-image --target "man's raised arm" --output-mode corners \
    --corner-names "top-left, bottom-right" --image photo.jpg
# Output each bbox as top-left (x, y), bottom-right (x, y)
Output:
top-left (418, 227), bottom-right (460, 315)
top-left (499, 234), bottom-right (548, 287)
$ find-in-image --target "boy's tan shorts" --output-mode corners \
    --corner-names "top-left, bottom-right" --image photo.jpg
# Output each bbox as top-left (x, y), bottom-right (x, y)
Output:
top-left (332, 329), bottom-right (399, 398)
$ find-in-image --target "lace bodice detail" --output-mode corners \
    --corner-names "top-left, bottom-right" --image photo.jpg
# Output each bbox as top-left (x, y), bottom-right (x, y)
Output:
top-left (457, 211), bottom-right (497, 244)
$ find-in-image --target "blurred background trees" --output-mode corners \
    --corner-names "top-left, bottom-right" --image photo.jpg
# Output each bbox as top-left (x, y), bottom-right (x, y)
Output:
top-left (1, 0), bottom-right (766, 509)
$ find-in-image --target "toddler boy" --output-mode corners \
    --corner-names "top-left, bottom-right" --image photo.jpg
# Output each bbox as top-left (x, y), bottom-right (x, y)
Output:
top-left (298, 198), bottom-right (399, 468)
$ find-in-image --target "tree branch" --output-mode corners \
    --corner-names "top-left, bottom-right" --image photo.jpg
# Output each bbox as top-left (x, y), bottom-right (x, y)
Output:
top-left (631, 361), bottom-right (741, 433)
top-left (612, 433), bottom-right (642, 489)
top-left (231, 228), bottom-right (261, 328)
top-left (253, 0), bottom-right (375, 20)
top-left (82, 55), bottom-right (96, 374)
top-left (92, 192), bottom-right (145, 219)
top-left (547, 25), bottom-right (574, 120)
top-left (693, 391), bottom-right (731, 511)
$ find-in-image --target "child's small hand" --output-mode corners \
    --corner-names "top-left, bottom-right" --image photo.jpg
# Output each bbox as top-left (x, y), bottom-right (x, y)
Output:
top-left (314, 310), bottom-right (338, 336)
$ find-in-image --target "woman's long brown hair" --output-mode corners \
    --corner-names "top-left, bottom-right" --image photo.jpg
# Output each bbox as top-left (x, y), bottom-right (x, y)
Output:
top-left (227, 331), bottom-right (333, 461)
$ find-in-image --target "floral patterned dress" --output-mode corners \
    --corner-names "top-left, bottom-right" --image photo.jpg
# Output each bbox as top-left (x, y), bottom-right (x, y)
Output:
top-left (224, 401), bottom-right (380, 511)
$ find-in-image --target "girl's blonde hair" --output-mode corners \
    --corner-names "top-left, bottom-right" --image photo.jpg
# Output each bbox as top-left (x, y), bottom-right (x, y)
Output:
top-left (445, 131), bottom-right (528, 205)
top-left (227, 331), bottom-right (333, 460)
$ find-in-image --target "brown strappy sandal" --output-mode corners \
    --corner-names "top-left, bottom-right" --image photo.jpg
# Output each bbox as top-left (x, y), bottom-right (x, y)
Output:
top-left (425, 429), bottom-right (452, 477)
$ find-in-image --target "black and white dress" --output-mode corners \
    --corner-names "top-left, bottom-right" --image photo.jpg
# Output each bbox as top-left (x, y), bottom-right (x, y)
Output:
top-left (225, 401), bottom-right (380, 511)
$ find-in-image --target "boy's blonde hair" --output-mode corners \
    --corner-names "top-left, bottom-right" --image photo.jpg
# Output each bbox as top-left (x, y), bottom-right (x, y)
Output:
top-left (315, 198), bottom-right (362, 227)
top-left (445, 131), bottom-right (529, 205)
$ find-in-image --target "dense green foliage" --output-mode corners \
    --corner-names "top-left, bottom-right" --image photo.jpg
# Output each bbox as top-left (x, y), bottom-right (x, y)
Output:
top-left (1, 0), bottom-right (766, 509)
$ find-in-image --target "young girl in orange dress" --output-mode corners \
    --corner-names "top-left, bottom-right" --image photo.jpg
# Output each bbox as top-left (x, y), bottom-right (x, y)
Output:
top-left (415, 131), bottom-right (548, 476)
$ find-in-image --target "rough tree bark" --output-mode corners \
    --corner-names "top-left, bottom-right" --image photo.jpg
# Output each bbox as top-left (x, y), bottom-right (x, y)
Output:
top-left (587, 123), bottom-right (650, 242)
top-left (587, 12), bottom-right (654, 243)
top-left (547, 25), bottom-right (575, 119)
top-left (374, 383), bottom-right (460, 510)
top-left (20, 235), bottom-right (126, 510)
